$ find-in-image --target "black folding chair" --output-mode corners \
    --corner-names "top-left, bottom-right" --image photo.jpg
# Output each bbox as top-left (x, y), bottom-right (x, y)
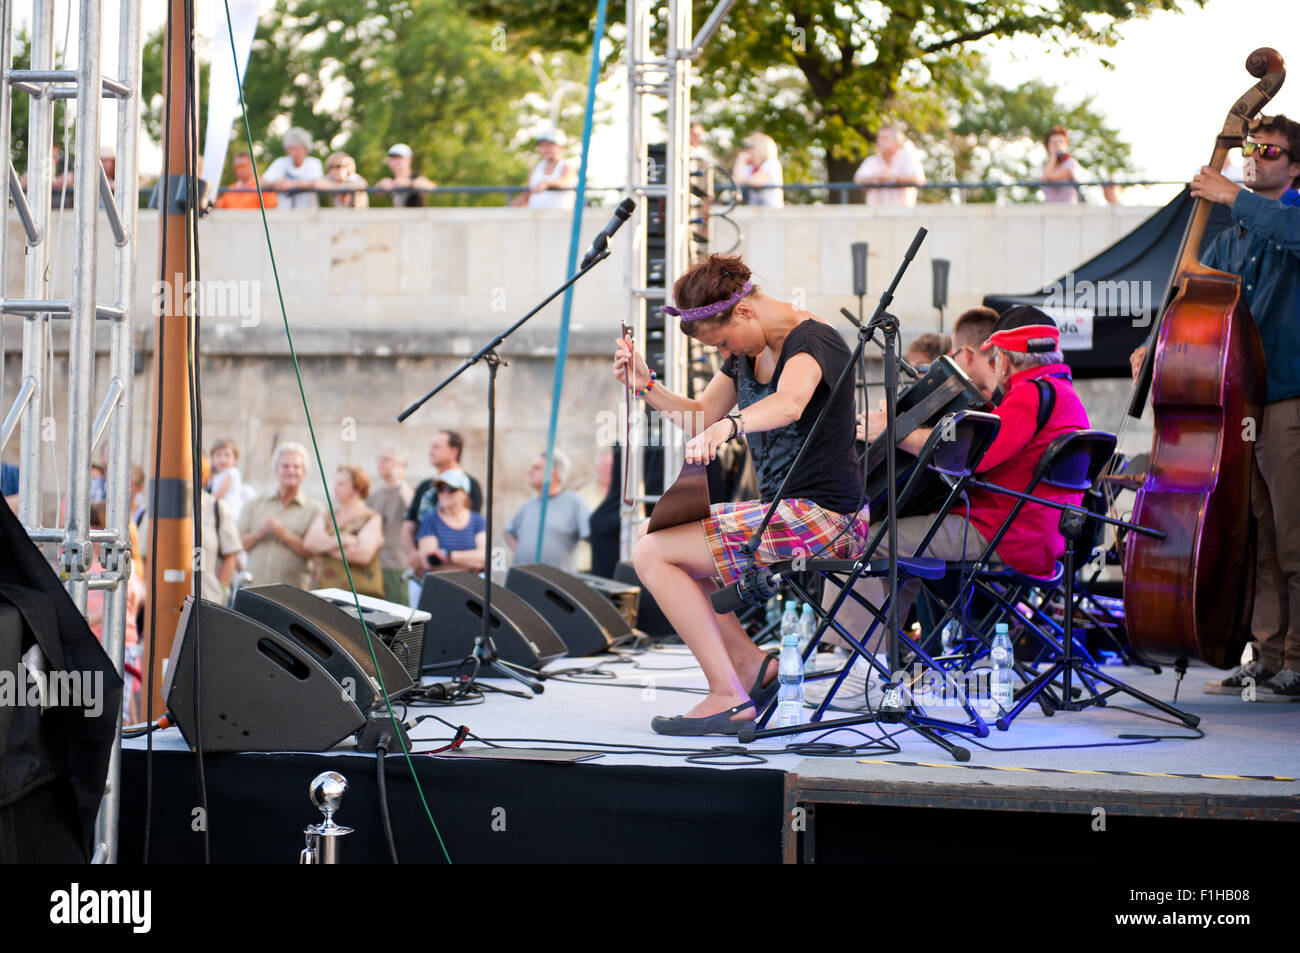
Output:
top-left (761, 410), bottom-right (1004, 735)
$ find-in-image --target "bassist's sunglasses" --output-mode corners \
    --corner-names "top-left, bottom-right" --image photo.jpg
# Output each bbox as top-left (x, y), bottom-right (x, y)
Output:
top-left (1241, 142), bottom-right (1290, 160)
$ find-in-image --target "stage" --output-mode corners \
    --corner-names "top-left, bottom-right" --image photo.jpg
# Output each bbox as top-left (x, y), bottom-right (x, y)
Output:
top-left (115, 642), bottom-right (1299, 864)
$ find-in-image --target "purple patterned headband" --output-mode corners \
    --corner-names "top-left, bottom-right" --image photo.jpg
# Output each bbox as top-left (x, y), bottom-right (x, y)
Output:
top-left (661, 281), bottom-right (753, 322)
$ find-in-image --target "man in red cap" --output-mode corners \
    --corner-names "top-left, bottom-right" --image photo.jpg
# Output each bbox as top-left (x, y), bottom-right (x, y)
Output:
top-left (816, 306), bottom-right (1090, 706)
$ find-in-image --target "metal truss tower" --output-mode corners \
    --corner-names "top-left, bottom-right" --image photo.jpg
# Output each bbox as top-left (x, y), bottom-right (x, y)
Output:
top-left (1, 0), bottom-right (144, 862)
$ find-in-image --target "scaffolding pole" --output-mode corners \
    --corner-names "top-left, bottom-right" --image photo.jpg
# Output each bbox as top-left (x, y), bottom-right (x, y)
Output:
top-left (2, 0), bottom-right (143, 864)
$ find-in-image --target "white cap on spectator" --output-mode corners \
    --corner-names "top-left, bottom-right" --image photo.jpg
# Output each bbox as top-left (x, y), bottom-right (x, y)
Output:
top-left (387, 143), bottom-right (414, 158)
top-left (536, 129), bottom-right (567, 146)
top-left (100, 145), bottom-right (115, 159)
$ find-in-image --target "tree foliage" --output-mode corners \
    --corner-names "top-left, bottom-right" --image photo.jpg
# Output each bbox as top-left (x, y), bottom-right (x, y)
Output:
top-left (8, 28), bottom-right (70, 174)
top-left (476, 0), bottom-right (1193, 199)
top-left (144, 0), bottom-right (578, 202)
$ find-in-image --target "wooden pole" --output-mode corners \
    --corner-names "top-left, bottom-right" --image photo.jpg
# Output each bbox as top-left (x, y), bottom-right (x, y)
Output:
top-left (147, 0), bottom-right (195, 716)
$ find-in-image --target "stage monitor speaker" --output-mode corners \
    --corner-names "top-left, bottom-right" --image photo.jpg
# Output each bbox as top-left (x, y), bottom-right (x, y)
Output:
top-left (231, 584), bottom-right (414, 709)
top-left (851, 242), bottom-right (868, 297)
top-left (613, 561), bottom-right (674, 637)
top-left (417, 571), bottom-right (568, 674)
top-left (163, 598), bottom-right (366, 753)
top-left (504, 563), bottom-right (632, 656)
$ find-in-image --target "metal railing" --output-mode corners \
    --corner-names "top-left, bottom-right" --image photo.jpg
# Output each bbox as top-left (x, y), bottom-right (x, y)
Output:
top-left (5, 177), bottom-right (1191, 210)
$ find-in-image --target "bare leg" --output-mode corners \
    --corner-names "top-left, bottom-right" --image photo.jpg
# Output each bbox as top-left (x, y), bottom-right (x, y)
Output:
top-left (632, 521), bottom-right (758, 720)
top-left (695, 577), bottom-right (774, 692)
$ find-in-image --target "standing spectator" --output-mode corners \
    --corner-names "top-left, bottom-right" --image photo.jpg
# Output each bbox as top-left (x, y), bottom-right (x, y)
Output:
top-left (90, 463), bottom-right (107, 502)
top-left (237, 442), bottom-right (323, 588)
top-left (1040, 125), bottom-right (1086, 204)
top-left (214, 151), bottom-right (278, 210)
top-left (129, 464), bottom-right (147, 525)
top-left (262, 128), bottom-right (324, 210)
top-left (586, 448), bottom-right (622, 578)
top-left (505, 450), bottom-right (590, 573)
top-left (370, 443), bottom-right (415, 604)
top-left (732, 133), bottom-right (784, 208)
top-left (513, 130), bottom-right (577, 209)
top-left (210, 437), bottom-right (254, 522)
top-left (316, 152), bottom-right (369, 208)
top-left (854, 125), bottom-right (925, 206)
top-left (85, 502), bottom-right (146, 719)
top-left (304, 465), bottom-right (385, 597)
top-left (416, 471), bottom-right (487, 573)
top-left (401, 430), bottom-right (483, 579)
top-left (375, 143), bottom-right (434, 207)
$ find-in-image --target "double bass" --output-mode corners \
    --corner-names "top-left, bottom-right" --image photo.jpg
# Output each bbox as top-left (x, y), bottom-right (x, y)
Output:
top-left (1122, 48), bottom-right (1284, 668)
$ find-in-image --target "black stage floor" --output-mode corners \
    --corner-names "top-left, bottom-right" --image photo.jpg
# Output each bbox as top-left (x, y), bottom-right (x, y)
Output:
top-left (119, 647), bottom-right (1299, 864)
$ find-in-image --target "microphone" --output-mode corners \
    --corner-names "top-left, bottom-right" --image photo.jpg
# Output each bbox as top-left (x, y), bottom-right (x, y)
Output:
top-left (581, 198), bottom-right (637, 269)
top-left (710, 565), bottom-right (784, 614)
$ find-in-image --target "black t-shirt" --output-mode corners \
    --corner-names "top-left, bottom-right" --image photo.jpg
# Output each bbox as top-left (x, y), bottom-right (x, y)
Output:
top-left (721, 319), bottom-right (863, 514)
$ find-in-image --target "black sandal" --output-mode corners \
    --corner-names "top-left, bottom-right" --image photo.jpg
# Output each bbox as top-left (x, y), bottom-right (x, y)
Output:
top-left (650, 700), bottom-right (756, 736)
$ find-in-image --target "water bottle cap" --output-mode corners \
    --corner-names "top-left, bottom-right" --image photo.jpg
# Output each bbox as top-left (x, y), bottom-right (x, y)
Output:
top-left (995, 623), bottom-right (1009, 634)
top-left (783, 632), bottom-right (799, 646)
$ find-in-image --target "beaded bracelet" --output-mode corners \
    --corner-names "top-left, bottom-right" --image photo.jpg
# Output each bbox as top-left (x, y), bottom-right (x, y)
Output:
top-left (725, 412), bottom-right (746, 440)
top-left (635, 370), bottom-right (658, 398)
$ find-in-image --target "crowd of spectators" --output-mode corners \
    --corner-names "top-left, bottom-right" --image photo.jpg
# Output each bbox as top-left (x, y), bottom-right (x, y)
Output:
top-left (96, 431), bottom-right (599, 613)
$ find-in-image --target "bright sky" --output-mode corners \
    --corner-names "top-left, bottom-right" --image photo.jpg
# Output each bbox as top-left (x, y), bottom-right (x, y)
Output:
top-left (983, 0), bottom-right (1298, 185)
top-left (15, 0), bottom-right (1300, 193)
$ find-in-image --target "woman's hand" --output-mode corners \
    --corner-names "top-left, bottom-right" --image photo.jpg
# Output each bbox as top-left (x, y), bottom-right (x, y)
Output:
top-left (684, 419), bottom-right (733, 465)
top-left (613, 335), bottom-right (651, 391)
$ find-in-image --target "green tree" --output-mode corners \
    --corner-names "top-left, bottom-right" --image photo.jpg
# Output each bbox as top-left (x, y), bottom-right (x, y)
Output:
top-left (475, 0), bottom-right (1192, 198)
top-left (144, 0), bottom-right (560, 204)
top-left (8, 27), bottom-right (70, 175)
top-left (931, 66), bottom-right (1137, 203)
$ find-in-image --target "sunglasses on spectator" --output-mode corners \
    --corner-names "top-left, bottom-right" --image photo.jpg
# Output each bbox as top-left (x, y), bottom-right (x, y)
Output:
top-left (436, 485), bottom-right (457, 493)
top-left (1241, 142), bottom-right (1290, 160)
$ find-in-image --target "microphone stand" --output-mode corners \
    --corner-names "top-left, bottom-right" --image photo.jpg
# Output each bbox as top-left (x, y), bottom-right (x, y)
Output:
top-left (727, 227), bottom-right (973, 760)
top-left (398, 249), bottom-right (612, 694)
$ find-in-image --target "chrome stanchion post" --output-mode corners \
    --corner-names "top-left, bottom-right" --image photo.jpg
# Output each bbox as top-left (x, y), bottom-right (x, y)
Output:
top-left (299, 771), bottom-right (353, 865)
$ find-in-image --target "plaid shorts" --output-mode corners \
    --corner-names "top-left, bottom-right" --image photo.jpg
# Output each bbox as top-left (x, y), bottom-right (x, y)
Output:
top-left (702, 498), bottom-right (871, 585)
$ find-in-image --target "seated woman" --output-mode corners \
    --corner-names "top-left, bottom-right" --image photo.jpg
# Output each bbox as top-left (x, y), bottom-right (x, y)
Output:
top-left (416, 471), bottom-right (487, 572)
top-left (613, 254), bottom-right (868, 736)
top-left (303, 465), bottom-right (385, 597)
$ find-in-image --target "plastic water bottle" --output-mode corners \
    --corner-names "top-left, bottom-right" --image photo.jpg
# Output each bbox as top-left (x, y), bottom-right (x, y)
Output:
top-left (776, 632), bottom-right (805, 728)
top-left (765, 595), bottom-right (782, 629)
top-left (798, 603), bottom-right (816, 652)
top-left (940, 619), bottom-right (959, 657)
top-left (989, 623), bottom-right (1015, 721)
top-left (780, 602), bottom-right (799, 644)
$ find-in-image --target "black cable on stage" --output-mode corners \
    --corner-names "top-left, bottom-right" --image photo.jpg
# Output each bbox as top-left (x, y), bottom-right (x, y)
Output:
top-left (181, 0), bottom-right (211, 866)
top-left (409, 714), bottom-right (901, 765)
top-left (376, 746), bottom-right (399, 864)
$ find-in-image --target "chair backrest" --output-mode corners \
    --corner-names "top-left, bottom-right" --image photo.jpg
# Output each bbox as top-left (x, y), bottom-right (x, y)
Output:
top-left (925, 410), bottom-right (1001, 480)
top-left (1033, 430), bottom-right (1118, 492)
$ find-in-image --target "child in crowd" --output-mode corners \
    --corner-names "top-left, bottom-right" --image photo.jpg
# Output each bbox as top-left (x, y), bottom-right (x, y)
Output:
top-left (210, 437), bottom-right (255, 521)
